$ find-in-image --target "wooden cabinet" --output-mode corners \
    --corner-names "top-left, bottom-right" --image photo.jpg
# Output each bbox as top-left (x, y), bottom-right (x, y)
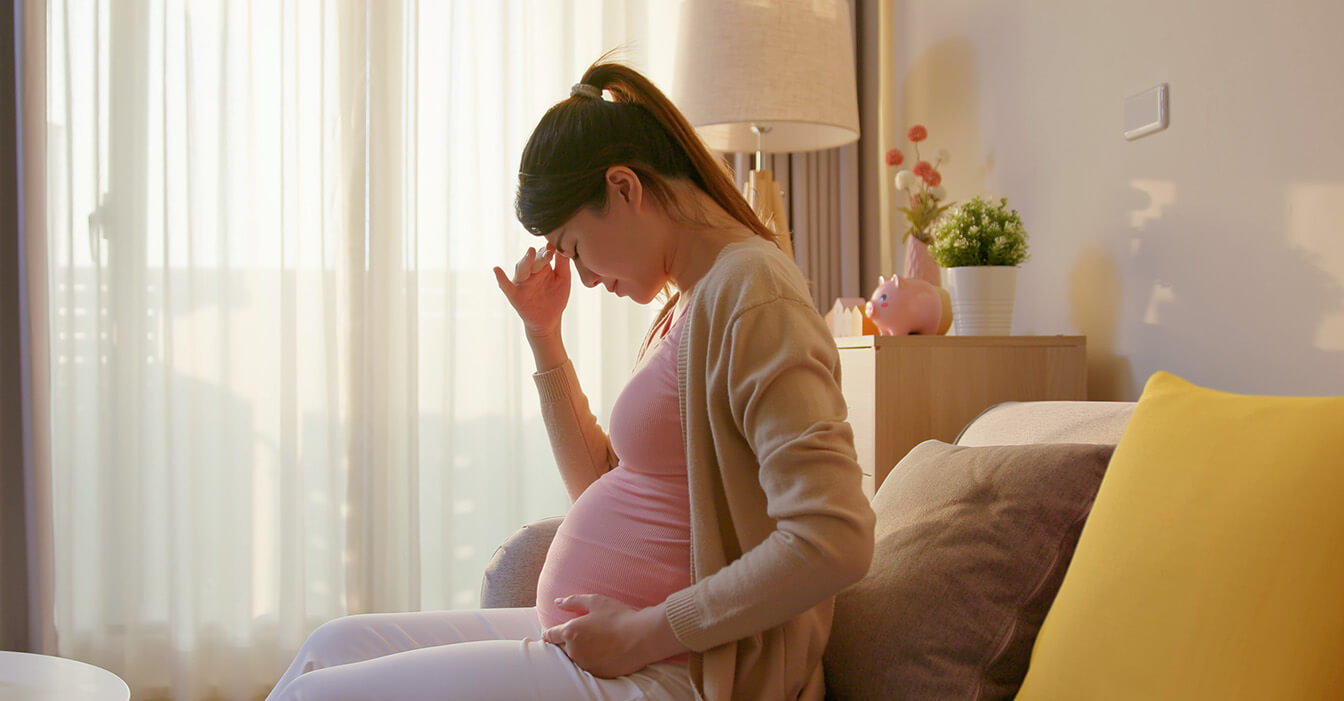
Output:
top-left (835, 335), bottom-right (1087, 496)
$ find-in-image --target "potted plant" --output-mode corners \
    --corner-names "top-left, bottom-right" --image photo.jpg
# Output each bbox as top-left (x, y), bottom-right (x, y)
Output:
top-left (928, 195), bottom-right (1030, 335)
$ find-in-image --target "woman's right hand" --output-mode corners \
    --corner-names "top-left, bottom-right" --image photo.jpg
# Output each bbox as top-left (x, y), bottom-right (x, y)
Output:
top-left (493, 244), bottom-right (571, 339)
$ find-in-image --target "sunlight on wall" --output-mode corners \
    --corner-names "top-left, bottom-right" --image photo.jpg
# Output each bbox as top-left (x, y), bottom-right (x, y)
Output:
top-left (1127, 179), bottom-right (1179, 327)
top-left (1142, 282), bottom-right (1177, 326)
top-left (1128, 179), bottom-right (1177, 230)
top-left (1286, 183), bottom-right (1344, 351)
top-left (1127, 179), bottom-right (1177, 264)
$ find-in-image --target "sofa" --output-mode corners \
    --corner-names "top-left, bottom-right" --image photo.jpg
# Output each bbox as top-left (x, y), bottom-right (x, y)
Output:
top-left (480, 375), bottom-right (1344, 699)
top-left (479, 400), bottom-right (1133, 696)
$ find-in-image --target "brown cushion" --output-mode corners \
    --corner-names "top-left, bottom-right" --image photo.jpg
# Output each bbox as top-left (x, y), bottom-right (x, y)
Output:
top-left (823, 440), bottom-right (1113, 700)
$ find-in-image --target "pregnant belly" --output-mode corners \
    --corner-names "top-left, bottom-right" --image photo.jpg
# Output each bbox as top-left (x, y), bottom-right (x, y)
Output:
top-left (535, 467), bottom-right (691, 633)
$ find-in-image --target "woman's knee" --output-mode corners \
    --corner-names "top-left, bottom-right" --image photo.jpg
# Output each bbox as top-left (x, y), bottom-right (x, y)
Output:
top-left (269, 666), bottom-right (341, 701)
top-left (299, 614), bottom-right (385, 663)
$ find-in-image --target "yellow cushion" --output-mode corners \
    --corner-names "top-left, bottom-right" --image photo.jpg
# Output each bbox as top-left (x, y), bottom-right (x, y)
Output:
top-left (1017, 372), bottom-right (1344, 700)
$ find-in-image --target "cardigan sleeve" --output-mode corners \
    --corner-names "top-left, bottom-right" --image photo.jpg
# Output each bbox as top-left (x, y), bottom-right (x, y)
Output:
top-left (663, 296), bottom-right (877, 652)
top-left (533, 360), bottom-right (619, 503)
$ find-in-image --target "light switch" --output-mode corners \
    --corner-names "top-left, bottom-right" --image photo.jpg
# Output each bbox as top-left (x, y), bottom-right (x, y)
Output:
top-left (1123, 83), bottom-right (1169, 141)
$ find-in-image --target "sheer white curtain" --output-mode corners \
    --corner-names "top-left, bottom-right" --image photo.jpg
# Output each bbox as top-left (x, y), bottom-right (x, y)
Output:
top-left (35, 1), bottom-right (680, 698)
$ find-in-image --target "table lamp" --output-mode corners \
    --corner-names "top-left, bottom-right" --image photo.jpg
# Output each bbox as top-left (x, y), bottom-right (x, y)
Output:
top-left (673, 0), bottom-right (861, 261)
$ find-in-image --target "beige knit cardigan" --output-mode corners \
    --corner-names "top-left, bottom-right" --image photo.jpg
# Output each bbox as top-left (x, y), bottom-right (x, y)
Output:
top-left (534, 236), bottom-right (876, 700)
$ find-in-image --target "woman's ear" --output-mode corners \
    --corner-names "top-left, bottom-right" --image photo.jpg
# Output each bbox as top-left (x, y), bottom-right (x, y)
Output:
top-left (605, 166), bottom-right (643, 209)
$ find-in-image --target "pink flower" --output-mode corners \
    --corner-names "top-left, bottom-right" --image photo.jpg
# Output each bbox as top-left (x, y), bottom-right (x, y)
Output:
top-left (890, 124), bottom-right (956, 243)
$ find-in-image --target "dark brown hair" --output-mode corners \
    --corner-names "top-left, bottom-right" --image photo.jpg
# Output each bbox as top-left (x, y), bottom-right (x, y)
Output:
top-left (515, 58), bottom-right (779, 248)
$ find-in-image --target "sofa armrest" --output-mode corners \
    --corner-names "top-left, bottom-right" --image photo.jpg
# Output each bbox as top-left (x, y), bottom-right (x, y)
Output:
top-left (479, 516), bottom-right (564, 608)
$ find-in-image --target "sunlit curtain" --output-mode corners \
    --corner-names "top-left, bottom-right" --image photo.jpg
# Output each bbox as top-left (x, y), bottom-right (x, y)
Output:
top-left (37, 1), bottom-right (679, 698)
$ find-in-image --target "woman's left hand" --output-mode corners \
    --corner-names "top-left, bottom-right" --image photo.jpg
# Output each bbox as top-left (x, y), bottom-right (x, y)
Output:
top-left (542, 595), bottom-right (685, 678)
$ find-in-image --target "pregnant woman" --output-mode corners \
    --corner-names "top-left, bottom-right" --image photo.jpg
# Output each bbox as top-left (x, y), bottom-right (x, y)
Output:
top-left (265, 58), bottom-right (874, 701)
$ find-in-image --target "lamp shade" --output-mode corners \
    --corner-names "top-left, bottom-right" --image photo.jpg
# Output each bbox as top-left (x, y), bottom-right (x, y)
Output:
top-left (673, 0), bottom-right (860, 154)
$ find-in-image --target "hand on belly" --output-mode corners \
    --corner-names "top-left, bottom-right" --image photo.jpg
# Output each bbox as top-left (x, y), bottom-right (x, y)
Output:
top-left (541, 594), bottom-right (686, 678)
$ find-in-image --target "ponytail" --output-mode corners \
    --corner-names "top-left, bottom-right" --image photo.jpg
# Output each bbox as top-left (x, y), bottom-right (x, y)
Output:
top-left (516, 57), bottom-right (781, 250)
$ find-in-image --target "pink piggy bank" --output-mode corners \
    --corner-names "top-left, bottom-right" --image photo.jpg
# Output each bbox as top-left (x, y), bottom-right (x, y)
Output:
top-left (865, 274), bottom-right (943, 335)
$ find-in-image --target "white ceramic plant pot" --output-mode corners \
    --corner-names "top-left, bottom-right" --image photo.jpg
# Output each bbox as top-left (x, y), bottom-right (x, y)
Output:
top-left (945, 266), bottom-right (1018, 335)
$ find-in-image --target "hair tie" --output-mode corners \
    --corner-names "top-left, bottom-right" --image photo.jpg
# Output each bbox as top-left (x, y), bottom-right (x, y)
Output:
top-left (571, 83), bottom-right (602, 100)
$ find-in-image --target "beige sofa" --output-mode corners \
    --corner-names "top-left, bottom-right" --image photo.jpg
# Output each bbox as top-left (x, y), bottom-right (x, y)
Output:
top-left (479, 400), bottom-right (1137, 697)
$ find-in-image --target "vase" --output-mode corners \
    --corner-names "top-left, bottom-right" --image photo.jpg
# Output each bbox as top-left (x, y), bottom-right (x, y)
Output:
top-left (902, 238), bottom-right (953, 334)
top-left (945, 266), bottom-right (1019, 335)
top-left (901, 237), bottom-right (942, 287)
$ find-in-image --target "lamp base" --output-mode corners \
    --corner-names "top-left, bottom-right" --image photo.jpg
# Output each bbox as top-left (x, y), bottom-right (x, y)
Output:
top-left (743, 169), bottom-right (795, 262)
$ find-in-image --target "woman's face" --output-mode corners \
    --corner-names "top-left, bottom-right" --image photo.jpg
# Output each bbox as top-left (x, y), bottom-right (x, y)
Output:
top-left (544, 169), bottom-right (670, 304)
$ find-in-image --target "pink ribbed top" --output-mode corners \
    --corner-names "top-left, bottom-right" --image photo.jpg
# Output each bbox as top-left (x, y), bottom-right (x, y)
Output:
top-left (536, 310), bottom-right (691, 664)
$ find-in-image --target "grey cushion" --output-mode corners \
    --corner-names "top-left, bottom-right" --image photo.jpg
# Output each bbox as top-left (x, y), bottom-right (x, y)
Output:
top-left (479, 516), bottom-right (564, 608)
top-left (824, 440), bottom-right (1113, 700)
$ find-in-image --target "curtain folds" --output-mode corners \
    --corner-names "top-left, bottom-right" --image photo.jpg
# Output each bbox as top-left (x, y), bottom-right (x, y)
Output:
top-left (793, 145), bottom-right (863, 308)
top-left (33, 1), bottom-right (678, 699)
top-left (18, 0), bottom-right (57, 657)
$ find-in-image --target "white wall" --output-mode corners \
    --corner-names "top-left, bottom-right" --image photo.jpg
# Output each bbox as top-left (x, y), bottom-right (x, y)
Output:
top-left (888, 0), bottom-right (1344, 400)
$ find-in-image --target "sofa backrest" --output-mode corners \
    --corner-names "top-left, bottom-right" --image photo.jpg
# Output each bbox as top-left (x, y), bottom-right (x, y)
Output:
top-left (955, 401), bottom-right (1136, 447)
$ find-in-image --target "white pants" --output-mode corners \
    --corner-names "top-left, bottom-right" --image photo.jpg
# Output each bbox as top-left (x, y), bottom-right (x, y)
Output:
top-left (265, 607), bottom-right (695, 701)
